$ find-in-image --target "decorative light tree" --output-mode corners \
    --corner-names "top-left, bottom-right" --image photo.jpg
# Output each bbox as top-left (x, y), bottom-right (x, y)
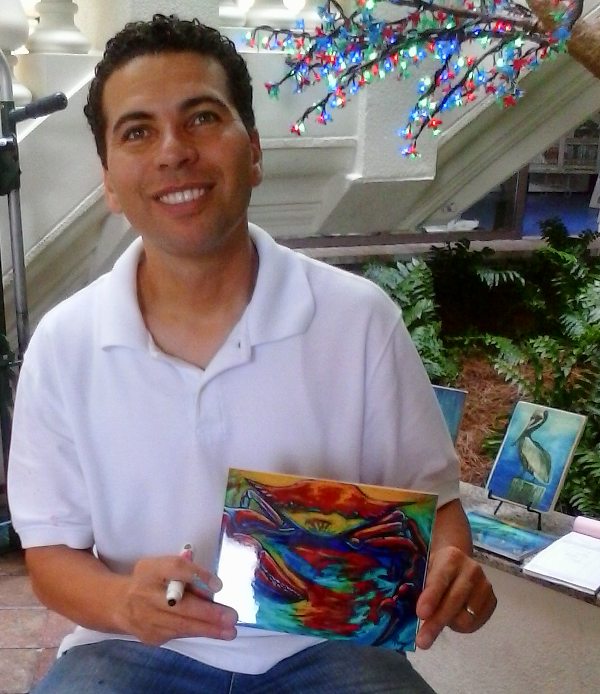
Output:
top-left (248, 0), bottom-right (584, 156)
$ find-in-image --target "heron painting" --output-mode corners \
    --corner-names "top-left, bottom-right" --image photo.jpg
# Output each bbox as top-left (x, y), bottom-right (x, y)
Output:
top-left (486, 402), bottom-right (587, 513)
top-left (516, 409), bottom-right (552, 485)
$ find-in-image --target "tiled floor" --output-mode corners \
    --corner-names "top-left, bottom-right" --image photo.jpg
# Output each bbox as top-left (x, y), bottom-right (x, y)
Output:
top-left (0, 550), bottom-right (74, 694)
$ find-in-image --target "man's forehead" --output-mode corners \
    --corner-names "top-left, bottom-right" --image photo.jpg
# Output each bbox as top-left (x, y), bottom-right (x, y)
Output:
top-left (107, 51), bottom-right (226, 87)
top-left (102, 51), bottom-right (233, 116)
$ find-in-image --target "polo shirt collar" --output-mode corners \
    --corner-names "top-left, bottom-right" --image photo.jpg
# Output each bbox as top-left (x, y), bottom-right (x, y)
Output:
top-left (98, 236), bottom-right (148, 349)
top-left (98, 224), bottom-right (315, 350)
top-left (245, 223), bottom-right (314, 346)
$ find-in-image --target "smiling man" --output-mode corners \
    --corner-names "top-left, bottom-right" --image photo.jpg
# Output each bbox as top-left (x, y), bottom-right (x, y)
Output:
top-left (8, 14), bottom-right (496, 694)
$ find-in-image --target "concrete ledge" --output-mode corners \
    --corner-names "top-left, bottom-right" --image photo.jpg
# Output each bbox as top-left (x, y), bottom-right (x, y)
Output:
top-left (460, 482), bottom-right (599, 607)
top-left (287, 236), bottom-right (600, 265)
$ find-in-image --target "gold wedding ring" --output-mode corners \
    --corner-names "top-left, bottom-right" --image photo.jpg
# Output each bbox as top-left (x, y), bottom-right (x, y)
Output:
top-left (464, 605), bottom-right (476, 618)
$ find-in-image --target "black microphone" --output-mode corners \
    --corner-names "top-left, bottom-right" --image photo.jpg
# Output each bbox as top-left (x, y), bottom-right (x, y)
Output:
top-left (9, 92), bottom-right (68, 125)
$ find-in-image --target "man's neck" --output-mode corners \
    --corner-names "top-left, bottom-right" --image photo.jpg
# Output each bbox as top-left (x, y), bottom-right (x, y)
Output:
top-left (136, 236), bottom-right (259, 369)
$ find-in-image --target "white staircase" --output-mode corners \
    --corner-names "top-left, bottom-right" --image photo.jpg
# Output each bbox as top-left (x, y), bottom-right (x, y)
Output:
top-left (1, 0), bottom-right (600, 337)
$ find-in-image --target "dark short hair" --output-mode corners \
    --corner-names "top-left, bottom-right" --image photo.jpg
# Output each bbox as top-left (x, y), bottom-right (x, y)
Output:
top-left (84, 14), bottom-right (256, 167)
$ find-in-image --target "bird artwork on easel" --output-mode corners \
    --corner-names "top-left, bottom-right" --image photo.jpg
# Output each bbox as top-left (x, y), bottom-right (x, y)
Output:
top-left (515, 409), bottom-right (552, 485)
top-left (485, 402), bottom-right (587, 513)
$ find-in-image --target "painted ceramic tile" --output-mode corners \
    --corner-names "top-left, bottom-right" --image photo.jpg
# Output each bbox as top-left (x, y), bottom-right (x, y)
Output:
top-left (215, 469), bottom-right (438, 651)
top-left (432, 385), bottom-right (467, 443)
top-left (486, 401), bottom-right (587, 512)
top-left (467, 510), bottom-right (556, 562)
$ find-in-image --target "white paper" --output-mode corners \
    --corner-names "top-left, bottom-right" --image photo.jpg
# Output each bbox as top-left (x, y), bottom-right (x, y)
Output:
top-left (523, 530), bottom-right (600, 594)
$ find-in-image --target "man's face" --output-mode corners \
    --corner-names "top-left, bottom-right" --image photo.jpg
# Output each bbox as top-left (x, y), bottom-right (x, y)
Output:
top-left (101, 51), bottom-right (262, 260)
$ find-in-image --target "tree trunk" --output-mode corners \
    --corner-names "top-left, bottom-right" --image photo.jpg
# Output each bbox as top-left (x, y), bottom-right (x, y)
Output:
top-left (527, 0), bottom-right (600, 79)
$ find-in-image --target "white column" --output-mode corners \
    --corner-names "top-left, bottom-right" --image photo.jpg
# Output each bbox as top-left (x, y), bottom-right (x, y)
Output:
top-left (230, 0), bottom-right (316, 29)
top-left (26, 0), bottom-right (91, 54)
top-left (0, 0), bottom-right (32, 105)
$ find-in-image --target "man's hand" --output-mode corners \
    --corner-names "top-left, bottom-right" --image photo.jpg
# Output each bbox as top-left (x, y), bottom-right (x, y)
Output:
top-left (415, 545), bottom-right (496, 649)
top-left (25, 546), bottom-right (238, 645)
top-left (414, 498), bottom-right (497, 649)
top-left (115, 555), bottom-right (238, 645)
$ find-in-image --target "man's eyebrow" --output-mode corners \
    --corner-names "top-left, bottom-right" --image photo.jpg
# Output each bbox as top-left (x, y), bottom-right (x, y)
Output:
top-left (111, 111), bottom-right (151, 135)
top-left (111, 95), bottom-right (230, 135)
top-left (181, 95), bottom-right (229, 112)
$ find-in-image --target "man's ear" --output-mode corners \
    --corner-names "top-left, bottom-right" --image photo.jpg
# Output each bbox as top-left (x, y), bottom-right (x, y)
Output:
top-left (249, 129), bottom-right (263, 188)
top-left (102, 168), bottom-right (123, 214)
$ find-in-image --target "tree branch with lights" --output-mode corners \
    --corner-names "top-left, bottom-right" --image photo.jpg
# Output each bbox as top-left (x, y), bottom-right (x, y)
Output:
top-left (248, 0), bottom-right (584, 156)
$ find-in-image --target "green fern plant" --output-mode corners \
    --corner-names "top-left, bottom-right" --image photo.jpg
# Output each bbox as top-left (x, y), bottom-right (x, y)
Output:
top-left (426, 238), bottom-right (530, 337)
top-left (482, 220), bottom-right (600, 516)
top-left (565, 448), bottom-right (600, 517)
top-left (365, 222), bottom-right (600, 516)
top-left (364, 258), bottom-right (459, 384)
top-left (476, 267), bottom-right (525, 288)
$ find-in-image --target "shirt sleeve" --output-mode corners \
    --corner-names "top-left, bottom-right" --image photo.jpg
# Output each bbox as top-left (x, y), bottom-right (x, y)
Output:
top-left (7, 319), bottom-right (94, 549)
top-left (360, 308), bottom-right (460, 507)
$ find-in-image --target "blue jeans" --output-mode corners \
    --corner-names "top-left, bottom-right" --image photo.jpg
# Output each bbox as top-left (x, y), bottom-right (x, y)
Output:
top-left (32, 639), bottom-right (436, 693)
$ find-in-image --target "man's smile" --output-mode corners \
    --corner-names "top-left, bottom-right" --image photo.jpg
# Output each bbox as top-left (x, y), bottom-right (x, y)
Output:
top-left (155, 186), bottom-right (210, 205)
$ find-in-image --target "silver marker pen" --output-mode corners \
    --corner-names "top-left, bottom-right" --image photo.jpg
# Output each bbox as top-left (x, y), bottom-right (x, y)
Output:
top-left (166, 543), bottom-right (194, 607)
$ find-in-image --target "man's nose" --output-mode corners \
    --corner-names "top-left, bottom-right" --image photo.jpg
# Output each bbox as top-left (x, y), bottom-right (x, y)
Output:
top-left (157, 129), bottom-right (198, 169)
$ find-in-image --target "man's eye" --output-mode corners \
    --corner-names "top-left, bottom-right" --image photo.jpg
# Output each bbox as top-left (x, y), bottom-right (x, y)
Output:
top-left (122, 126), bottom-right (147, 141)
top-left (193, 111), bottom-right (218, 126)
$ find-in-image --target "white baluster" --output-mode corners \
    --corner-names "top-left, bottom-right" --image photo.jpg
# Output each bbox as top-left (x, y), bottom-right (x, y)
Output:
top-left (26, 0), bottom-right (90, 54)
top-left (244, 0), bottom-right (317, 30)
top-left (0, 0), bottom-right (32, 105)
top-left (282, 0), bottom-right (306, 14)
top-left (220, 0), bottom-right (256, 27)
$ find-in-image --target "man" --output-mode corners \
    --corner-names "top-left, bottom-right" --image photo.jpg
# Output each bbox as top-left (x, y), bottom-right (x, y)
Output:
top-left (8, 14), bottom-right (496, 693)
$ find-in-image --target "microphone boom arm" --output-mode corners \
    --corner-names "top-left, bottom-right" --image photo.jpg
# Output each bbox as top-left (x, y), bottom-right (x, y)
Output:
top-left (0, 50), bottom-right (68, 360)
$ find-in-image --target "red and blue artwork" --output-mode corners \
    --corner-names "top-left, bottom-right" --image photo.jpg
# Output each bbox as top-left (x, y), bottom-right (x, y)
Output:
top-left (215, 469), bottom-right (437, 651)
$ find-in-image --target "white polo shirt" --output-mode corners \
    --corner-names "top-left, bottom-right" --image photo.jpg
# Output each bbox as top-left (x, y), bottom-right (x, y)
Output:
top-left (8, 224), bottom-right (459, 674)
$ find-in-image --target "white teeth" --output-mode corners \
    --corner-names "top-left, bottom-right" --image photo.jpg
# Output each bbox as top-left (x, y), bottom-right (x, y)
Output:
top-left (159, 188), bottom-right (204, 205)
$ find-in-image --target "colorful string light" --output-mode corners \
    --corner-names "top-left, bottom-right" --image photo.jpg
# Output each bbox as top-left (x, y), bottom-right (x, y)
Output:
top-left (249, 0), bottom-right (582, 156)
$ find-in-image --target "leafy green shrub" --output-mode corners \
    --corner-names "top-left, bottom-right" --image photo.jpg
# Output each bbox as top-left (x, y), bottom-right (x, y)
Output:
top-left (480, 221), bottom-right (600, 515)
top-left (517, 218), bottom-right (600, 337)
top-left (426, 239), bottom-right (530, 337)
top-left (364, 258), bottom-right (459, 384)
top-left (365, 219), bottom-right (600, 516)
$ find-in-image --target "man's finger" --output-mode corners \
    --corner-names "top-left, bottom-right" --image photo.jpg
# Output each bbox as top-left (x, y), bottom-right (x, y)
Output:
top-left (416, 546), bottom-right (464, 619)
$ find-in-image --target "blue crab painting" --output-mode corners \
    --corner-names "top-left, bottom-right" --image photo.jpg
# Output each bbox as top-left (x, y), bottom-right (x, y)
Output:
top-left (216, 469), bottom-right (437, 651)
